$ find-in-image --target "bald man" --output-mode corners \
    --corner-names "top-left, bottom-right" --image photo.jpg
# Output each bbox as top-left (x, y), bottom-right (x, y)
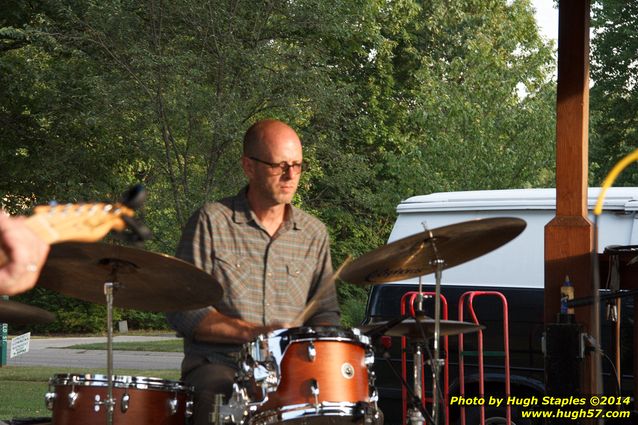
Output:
top-left (167, 119), bottom-right (340, 425)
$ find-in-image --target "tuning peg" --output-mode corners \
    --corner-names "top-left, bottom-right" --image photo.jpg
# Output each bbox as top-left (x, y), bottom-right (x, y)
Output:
top-left (121, 184), bottom-right (146, 210)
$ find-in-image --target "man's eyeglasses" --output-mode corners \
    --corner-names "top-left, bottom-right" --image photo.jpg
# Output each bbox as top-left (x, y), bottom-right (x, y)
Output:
top-left (248, 156), bottom-right (304, 175)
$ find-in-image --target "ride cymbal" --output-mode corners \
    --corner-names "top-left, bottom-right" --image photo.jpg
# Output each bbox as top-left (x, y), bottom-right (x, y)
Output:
top-left (340, 217), bottom-right (526, 285)
top-left (360, 317), bottom-right (484, 339)
top-left (0, 300), bottom-right (56, 325)
top-left (37, 242), bottom-right (222, 312)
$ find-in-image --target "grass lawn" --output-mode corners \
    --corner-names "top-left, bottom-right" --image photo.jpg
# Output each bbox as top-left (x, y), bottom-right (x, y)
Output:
top-left (0, 366), bottom-right (180, 420)
top-left (61, 338), bottom-right (182, 352)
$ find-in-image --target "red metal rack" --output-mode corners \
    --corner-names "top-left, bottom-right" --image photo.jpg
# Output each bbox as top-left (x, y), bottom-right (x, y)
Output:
top-left (457, 291), bottom-right (511, 425)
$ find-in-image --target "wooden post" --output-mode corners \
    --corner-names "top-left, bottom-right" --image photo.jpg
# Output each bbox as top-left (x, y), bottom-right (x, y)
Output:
top-left (544, 0), bottom-right (595, 394)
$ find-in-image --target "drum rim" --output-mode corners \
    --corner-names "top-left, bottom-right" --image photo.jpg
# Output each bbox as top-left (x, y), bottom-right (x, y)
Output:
top-left (49, 373), bottom-right (191, 391)
top-left (269, 326), bottom-right (371, 346)
top-left (250, 401), bottom-right (377, 423)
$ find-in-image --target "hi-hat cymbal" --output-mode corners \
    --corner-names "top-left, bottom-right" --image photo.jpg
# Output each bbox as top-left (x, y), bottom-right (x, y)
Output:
top-left (360, 317), bottom-right (484, 339)
top-left (339, 217), bottom-right (526, 285)
top-left (37, 242), bottom-right (223, 312)
top-left (0, 300), bottom-right (56, 325)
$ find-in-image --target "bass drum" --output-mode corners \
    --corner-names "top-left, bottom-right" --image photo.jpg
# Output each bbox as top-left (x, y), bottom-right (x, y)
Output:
top-left (45, 374), bottom-right (192, 425)
top-left (238, 326), bottom-right (380, 425)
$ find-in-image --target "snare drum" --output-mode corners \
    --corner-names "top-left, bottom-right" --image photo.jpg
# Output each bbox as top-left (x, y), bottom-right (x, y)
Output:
top-left (45, 374), bottom-right (193, 425)
top-left (237, 326), bottom-right (379, 425)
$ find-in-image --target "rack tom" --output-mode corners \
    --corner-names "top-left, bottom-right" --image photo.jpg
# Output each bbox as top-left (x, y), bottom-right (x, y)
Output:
top-left (237, 326), bottom-right (379, 425)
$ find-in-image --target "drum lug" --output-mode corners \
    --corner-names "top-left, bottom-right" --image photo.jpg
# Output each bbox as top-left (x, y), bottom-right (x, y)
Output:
top-left (307, 342), bottom-right (316, 362)
top-left (121, 392), bottom-right (130, 413)
top-left (44, 391), bottom-right (56, 410)
top-left (67, 389), bottom-right (79, 408)
top-left (168, 396), bottom-right (179, 415)
top-left (369, 387), bottom-right (379, 402)
top-left (369, 370), bottom-right (377, 386)
top-left (185, 400), bottom-right (194, 418)
top-left (365, 349), bottom-right (375, 366)
top-left (94, 394), bottom-right (101, 412)
top-left (310, 378), bottom-right (320, 406)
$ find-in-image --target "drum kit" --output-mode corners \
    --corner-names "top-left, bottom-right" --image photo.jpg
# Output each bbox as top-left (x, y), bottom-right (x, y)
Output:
top-left (0, 216), bottom-right (525, 425)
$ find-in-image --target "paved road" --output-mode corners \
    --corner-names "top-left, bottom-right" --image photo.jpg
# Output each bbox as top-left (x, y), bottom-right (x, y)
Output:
top-left (6, 335), bottom-right (183, 370)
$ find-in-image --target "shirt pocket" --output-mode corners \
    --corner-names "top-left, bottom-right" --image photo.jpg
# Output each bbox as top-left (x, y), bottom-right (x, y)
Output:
top-left (213, 253), bottom-right (252, 301)
top-left (284, 261), bottom-right (316, 307)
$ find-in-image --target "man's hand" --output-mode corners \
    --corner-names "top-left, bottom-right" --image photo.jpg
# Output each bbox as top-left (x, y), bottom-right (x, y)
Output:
top-left (0, 213), bottom-right (50, 296)
top-left (193, 311), bottom-right (291, 344)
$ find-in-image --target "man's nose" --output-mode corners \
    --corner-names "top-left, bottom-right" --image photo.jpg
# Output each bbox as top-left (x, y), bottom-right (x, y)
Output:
top-left (282, 165), bottom-right (295, 179)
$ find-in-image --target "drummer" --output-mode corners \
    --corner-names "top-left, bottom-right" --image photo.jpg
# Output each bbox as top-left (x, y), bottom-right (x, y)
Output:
top-left (166, 119), bottom-right (341, 425)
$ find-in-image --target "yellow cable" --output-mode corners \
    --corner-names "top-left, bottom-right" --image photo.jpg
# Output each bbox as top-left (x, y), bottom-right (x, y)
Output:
top-left (594, 147), bottom-right (638, 216)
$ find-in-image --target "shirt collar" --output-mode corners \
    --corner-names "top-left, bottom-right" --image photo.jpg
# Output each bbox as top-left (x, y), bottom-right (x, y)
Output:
top-left (232, 186), bottom-right (302, 230)
top-left (232, 187), bottom-right (253, 224)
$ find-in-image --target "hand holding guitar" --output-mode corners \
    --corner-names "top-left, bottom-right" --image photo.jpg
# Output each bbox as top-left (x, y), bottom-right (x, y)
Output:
top-left (0, 213), bottom-right (50, 296)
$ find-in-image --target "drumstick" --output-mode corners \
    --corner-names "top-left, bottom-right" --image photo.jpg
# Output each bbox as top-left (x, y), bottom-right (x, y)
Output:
top-left (291, 256), bottom-right (352, 327)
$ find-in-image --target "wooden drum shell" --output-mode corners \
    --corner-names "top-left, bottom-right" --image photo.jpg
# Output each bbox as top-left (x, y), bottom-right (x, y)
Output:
top-left (257, 337), bottom-right (371, 412)
top-left (47, 374), bottom-right (191, 425)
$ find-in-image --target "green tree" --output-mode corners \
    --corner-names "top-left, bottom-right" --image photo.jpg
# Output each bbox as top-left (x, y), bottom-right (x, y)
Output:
top-left (590, 0), bottom-right (638, 186)
top-left (302, 0), bottom-right (557, 324)
top-left (2, 0), bottom-right (557, 330)
top-left (0, 2), bottom-right (141, 211)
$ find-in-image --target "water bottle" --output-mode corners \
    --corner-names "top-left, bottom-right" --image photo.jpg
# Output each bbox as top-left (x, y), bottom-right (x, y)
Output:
top-left (560, 275), bottom-right (574, 315)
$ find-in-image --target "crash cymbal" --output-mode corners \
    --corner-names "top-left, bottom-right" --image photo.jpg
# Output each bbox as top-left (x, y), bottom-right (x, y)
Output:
top-left (36, 242), bottom-right (223, 312)
top-left (340, 217), bottom-right (526, 284)
top-left (360, 317), bottom-right (484, 339)
top-left (0, 300), bottom-right (56, 325)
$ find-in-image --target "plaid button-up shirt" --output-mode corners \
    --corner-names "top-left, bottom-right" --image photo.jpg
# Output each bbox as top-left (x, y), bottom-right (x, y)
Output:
top-left (166, 187), bottom-right (340, 357)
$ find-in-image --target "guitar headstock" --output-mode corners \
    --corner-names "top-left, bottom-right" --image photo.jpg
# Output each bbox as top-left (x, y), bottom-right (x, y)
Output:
top-left (28, 203), bottom-right (136, 244)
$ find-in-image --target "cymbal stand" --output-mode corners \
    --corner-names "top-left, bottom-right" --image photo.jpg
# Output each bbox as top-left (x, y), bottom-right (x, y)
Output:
top-left (430, 258), bottom-right (444, 425)
top-left (91, 281), bottom-right (119, 425)
top-left (104, 281), bottom-right (117, 425)
top-left (410, 281), bottom-right (425, 424)
top-left (408, 276), bottom-right (443, 425)
top-left (416, 225), bottom-right (444, 425)
top-left (94, 260), bottom-right (126, 425)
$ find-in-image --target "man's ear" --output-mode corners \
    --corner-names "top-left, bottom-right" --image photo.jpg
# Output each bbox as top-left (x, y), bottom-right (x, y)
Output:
top-left (241, 156), bottom-right (254, 178)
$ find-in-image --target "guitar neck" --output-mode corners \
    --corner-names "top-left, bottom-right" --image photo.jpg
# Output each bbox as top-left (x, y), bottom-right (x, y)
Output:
top-left (0, 203), bottom-right (134, 268)
top-left (25, 214), bottom-right (63, 244)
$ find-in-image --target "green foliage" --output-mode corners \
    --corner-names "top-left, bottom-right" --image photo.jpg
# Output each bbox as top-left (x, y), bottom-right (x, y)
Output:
top-left (13, 288), bottom-right (121, 334)
top-left (338, 282), bottom-right (370, 327)
top-left (590, 0), bottom-right (638, 186)
top-left (118, 309), bottom-right (170, 330)
top-left (2, 0), bottom-right (557, 331)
